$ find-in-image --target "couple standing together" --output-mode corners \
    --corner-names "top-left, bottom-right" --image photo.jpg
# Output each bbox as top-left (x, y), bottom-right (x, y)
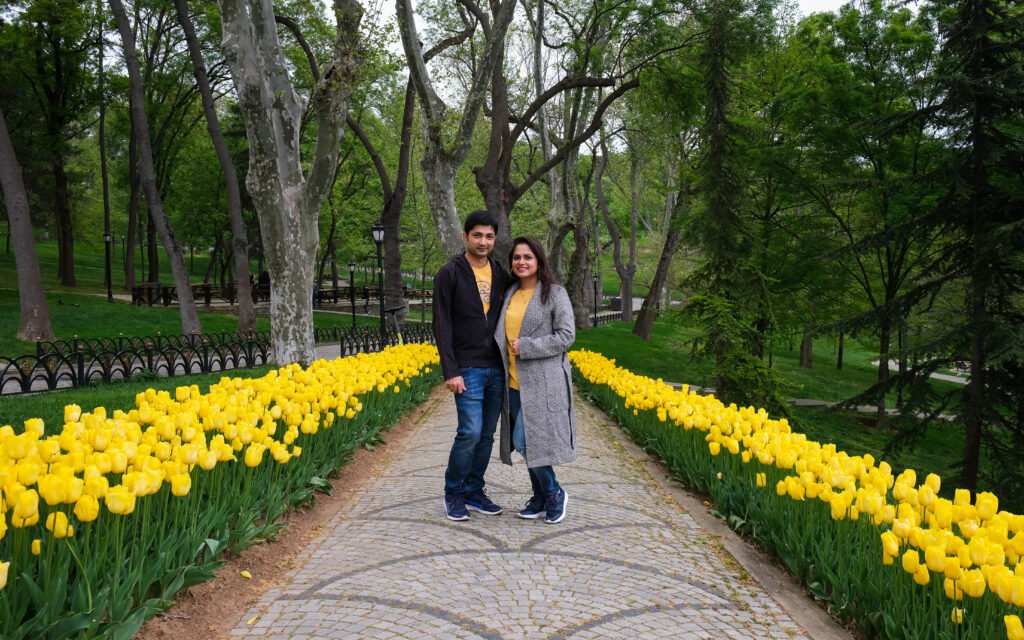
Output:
top-left (432, 210), bottom-right (576, 524)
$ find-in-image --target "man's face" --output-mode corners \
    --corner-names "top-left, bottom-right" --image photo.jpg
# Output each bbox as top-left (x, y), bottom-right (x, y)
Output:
top-left (464, 225), bottom-right (496, 258)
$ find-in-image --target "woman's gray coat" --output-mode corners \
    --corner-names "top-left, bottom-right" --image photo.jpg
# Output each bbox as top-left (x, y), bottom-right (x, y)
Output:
top-left (495, 281), bottom-right (577, 468)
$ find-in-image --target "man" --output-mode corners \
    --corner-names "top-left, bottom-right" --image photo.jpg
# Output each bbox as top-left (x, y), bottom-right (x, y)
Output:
top-left (433, 210), bottom-right (510, 521)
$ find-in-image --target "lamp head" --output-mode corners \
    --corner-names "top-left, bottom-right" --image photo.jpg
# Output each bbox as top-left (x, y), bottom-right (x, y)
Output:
top-left (371, 220), bottom-right (385, 244)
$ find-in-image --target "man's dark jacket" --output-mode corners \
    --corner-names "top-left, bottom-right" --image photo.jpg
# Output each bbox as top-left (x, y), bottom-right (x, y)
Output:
top-left (433, 253), bottom-right (511, 380)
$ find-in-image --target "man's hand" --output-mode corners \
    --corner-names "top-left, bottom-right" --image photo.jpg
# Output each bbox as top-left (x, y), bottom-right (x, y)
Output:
top-left (445, 375), bottom-right (466, 394)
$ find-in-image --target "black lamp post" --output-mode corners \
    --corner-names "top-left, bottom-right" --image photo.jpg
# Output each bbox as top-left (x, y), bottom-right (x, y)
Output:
top-left (348, 260), bottom-right (356, 327)
top-left (120, 234), bottom-right (126, 269)
top-left (372, 220), bottom-right (386, 348)
top-left (104, 232), bottom-right (113, 302)
top-left (592, 274), bottom-right (599, 325)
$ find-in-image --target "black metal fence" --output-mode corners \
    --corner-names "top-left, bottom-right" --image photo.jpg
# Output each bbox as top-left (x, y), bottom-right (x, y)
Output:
top-left (1, 324), bottom-right (435, 397)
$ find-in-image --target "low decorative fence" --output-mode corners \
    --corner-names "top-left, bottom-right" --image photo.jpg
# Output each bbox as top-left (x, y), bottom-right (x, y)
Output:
top-left (0, 324), bottom-right (434, 396)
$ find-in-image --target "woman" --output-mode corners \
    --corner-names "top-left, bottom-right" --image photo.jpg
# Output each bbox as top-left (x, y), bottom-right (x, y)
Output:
top-left (495, 236), bottom-right (576, 524)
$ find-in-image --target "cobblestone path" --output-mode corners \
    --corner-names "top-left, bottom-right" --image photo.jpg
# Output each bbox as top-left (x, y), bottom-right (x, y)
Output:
top-left (229, 388), bottom-right (848, 639)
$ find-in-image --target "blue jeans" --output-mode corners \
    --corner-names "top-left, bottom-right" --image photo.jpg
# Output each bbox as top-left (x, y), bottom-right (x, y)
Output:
top-left (508, 388), bottom-right (560, 498)
top-left (445, 367), bottom-right (504, 494)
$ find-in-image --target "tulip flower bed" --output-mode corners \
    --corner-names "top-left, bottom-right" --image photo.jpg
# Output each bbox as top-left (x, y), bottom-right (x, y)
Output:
top-left (570, 349), bottom-right (1024, 640)
top-left (0, 343), bottom-right (440, 639)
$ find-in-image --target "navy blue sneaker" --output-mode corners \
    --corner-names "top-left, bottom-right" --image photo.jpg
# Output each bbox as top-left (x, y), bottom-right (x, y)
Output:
top-left (444, 492), bottom-right (470, 521)
top-left (544, 488), bottom-right (568, 524)
top-left (464, 489), bottom-right (503, 515)
top-left (517, 495), bottom-right (546, 520)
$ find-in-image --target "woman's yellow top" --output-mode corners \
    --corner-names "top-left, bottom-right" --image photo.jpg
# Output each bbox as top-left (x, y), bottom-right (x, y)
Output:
top-left (504, 288), bottom-right (534, 390)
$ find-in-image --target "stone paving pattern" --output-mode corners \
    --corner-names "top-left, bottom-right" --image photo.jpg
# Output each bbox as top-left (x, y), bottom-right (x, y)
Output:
top-left (229, 388), bottom-right (821, 639)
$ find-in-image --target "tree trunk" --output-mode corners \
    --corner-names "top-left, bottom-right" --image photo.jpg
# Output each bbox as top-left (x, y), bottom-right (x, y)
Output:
top-left (836, 330), bottom-right (844, 370)
top-left (53, 154), bottom-right (75, 286)
top-left (109, 0), bottom-right (201, 334)
top-left (420, 152), bottom-right (464, 258)
top-left (0, 106), bottom-right (55, 341)
top-left (125, 124), bottom-right (139, 290)
top-left (217, 0), bottom-right (363, 365)
top-left (876, 318), bottom-right (890, 425)
top-left (146, 219), bottom-right (159, 283)
top-left (98, 0), bottom-right (113, 302)
top-left (799, 325), bottom-right (813, 368)
top-left (175, 0), bottom-right (253, 332)
top-left (633, 226), bottom-right (681, 340)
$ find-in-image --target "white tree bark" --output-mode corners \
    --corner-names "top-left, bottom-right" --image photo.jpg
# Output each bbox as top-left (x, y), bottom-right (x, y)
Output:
top-left (216, 0), bottom-right (363, 365)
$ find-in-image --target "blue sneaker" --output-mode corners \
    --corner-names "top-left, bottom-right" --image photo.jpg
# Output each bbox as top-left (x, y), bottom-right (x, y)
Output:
top-left (444, 492), bottom-right (470, 521)
top-left (464, 489), bottom-right (503, 515)
top-left (544, 488), bottom-right (568, 524)
top-left (517, 495), bottom-right (546, 519)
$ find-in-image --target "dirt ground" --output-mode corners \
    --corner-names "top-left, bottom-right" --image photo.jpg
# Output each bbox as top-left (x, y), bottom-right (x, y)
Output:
top-left (134, 385), bottom-right (446, 640)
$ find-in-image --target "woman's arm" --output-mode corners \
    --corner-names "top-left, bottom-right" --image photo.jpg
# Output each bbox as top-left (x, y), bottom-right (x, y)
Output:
top-left (517, 286), bottom-right (576, 360)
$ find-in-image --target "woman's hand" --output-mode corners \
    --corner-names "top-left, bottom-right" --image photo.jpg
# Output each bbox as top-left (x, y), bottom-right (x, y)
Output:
top-left (510, 339), bottom-right (520, 357)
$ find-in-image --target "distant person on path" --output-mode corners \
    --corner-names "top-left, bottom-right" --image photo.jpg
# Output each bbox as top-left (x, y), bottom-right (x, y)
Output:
top-left (432, 210), bottom-right (511, 521)
top-left (494, 236), bottom-right (576, 524)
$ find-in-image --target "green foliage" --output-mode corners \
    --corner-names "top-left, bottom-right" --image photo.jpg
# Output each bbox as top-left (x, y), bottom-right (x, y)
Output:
top-left (685, 292), bottom-right (791, 415)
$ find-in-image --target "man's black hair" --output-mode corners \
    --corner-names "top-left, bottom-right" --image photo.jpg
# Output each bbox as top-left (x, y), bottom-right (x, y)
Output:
top-left (463, 210), bottom-right (500, 234)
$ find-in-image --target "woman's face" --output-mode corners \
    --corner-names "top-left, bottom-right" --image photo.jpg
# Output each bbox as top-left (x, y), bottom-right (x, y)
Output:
top-left (511, 243), bottom-right (539, 280)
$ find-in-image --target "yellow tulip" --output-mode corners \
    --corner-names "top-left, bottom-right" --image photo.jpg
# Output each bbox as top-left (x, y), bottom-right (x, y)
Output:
top-left (105, 486), bottom-right (136, 516)
top-left (961, 568), bottom-right (986, 598)
top-left (170, 474), bottom-right (192, 497)
top-left (977, 492), bottom-right (999, 520)
top-left (913, 565), bottom-right (930, 586)
top-left (944, 556), bottom-right (962, 581)
top-left (31, 539), bottom-right (41, 555)
top-left (244, 444), bottom-right (265, 468)
top-left (925, 544), bottom-right (946, 573)
top-left (950, 607), bottom-right (963, 624)
top-left (1007, 615), bottom-right (1024, 640)
top-left (0, 560), bottom-right (8, 590)
top-left (902, 549), bottom-right (921, 574)
top-left (74, 495), bottom-right (99, 522)
top-left (881, 532), bottom-right (900, 558)
top-left (45, 511), bottom-right (73, 538)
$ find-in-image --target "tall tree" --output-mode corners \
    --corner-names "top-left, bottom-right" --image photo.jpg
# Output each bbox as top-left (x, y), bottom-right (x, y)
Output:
top-left (793, 2), bottom-right (943, 422)
top-left (1, 0), bottom-right (97, 287)
top-left (217, 0), bottom-right (364, 365)
top-left (396, 0), bottom-right (516, 258)
top-left (0, 105), bottom-right (54, 341)
top-left (174, 0), bottom-right (254, 332)
top-left (109, 0), bottom-right (202, 334)
top-left (911, 0), bottom-right (1024, 494)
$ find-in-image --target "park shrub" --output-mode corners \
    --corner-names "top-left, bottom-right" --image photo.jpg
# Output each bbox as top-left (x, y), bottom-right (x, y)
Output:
top-left (0, 343), bottom-right (440, 639)
top-left (570, 348), bottom-right (1024, 640)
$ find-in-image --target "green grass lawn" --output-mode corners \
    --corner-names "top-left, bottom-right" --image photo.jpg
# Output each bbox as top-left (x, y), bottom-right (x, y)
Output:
top-left (0, 289), bottom-right (400, 356)
top-left (574, 316), bottom-right (995, 504)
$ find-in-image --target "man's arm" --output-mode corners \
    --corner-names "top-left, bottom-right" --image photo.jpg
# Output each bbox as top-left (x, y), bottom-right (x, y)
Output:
top-left (432, 265), bottom-right (464, 392)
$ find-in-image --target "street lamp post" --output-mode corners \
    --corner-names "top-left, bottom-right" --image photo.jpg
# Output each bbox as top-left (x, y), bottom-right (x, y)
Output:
top-left (104, 232), bottom-right (113, 303)
top-left (348, 260), bottom-right (356, 327)
top-left (592, 274), bottom-right (599, 325)
top-left (372, 220), bottom-right (386, 348)
top-left (120, 234), bottom-right (126, 270)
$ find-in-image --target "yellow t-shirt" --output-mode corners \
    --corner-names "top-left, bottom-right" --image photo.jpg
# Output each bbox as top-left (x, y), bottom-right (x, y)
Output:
top-left (472, 262), bottom-right (492, 314)
top-left (505, 288), bottom-right (534, 390)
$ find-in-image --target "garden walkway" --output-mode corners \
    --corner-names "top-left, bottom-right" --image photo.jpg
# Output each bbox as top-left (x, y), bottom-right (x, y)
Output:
top-left (226, 385), bottom-right (851, 640)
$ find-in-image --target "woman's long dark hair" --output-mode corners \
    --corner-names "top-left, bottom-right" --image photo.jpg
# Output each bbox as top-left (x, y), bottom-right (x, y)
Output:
top-left (509, 236), bottom-right (558, 304)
